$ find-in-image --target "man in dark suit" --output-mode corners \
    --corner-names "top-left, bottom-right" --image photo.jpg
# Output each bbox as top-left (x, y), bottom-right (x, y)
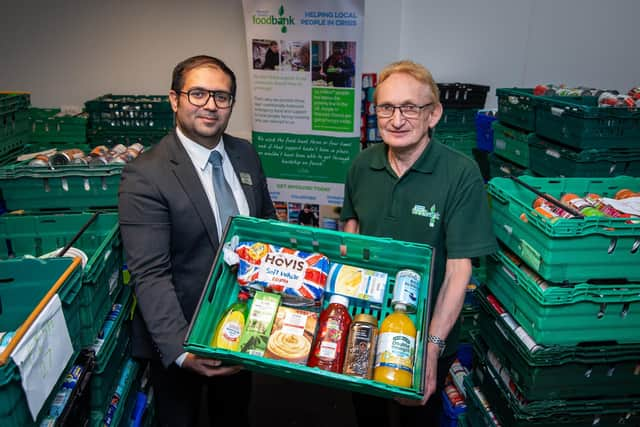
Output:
top-left (119, 55), bottom-right (276, 427)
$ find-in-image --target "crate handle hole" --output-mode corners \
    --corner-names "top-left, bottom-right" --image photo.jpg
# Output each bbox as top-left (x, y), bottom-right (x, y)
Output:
top-left (597, 303), bottom-right (607, 319)
top-left (339, 244), bottom-right (347, 257)
top-left (84, 178), bottom-right (91, 192)
top-left (584, 366), bottom-right (593, 378)
top-left (362, 248), bottom-right (370, 261)
top-left (43, 178), bottom-right (50, 193)
top-left (631, 239), bottom-right (640, 254)
top-left (607, 238), bottom-right (617, 254)
top-left (621, 303), bottom-right (630, 319)
top-left (61, 178), bottom-right (69, 192)
top-left (311, 240), bottom-right (319, 251)
top-left (289, 237), bottom-right (298, 248)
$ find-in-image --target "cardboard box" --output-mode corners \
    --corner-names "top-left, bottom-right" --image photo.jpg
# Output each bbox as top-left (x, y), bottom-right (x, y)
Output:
top-left (265, 306), bottom-right (318, 365)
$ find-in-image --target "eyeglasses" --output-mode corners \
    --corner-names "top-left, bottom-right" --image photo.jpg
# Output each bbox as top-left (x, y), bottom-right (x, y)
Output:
top-left (374, 103), bottom-right (433, 119)
top-left (179, 89), bottom-right (234, 108)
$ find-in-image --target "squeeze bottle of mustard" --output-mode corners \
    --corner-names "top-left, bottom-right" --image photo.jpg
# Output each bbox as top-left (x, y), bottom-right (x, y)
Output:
top-left (210, 292), bottom-right (250, 351)
top-left (373, 302), bottom-right (417, 387)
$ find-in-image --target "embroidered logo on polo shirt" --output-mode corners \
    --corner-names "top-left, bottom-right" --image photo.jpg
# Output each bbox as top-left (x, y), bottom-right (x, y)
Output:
top-left (411, 204), bottom-right (441, 228)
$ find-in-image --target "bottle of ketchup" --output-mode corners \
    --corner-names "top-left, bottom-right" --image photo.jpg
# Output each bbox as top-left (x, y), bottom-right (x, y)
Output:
top-left (307, 295), bottom-right (352, 372)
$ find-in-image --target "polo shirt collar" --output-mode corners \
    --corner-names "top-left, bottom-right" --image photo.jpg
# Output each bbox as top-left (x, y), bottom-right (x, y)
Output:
top-left (370, 138), bottom-right (441, 174)
top-left (176, 126), bottom-right (227, 172)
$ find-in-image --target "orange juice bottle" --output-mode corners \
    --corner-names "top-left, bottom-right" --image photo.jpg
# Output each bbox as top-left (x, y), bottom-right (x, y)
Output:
top-left (210, 292), bottom-right (250, 351)
top-left (373, 302), bottom-right (417, 387)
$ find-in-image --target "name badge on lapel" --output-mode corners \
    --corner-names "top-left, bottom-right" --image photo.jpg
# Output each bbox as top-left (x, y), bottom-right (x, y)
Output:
top-left (240, 172), bottom-right (253, 186)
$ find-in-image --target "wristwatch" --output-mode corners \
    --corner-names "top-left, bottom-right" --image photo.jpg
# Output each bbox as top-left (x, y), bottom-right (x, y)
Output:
top-left (427, 335), bottom-right (446, 357)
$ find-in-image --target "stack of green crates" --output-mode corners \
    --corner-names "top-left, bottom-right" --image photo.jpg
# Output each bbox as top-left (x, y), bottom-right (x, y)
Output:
top-left (89, 286), bottom-right (133, 426)
top-left (472, 175), bottom-right (640, 426)
top-left (474, 287), bottom-right (640, 401)
top-left (471, 348), bottom-right (640, 427)
top-left (85, 94), bottom-right (173, 147)
top-left (0, 161), bottom-right (124, 211)
top-left (0, 212), bottom-right (123, 348)
top-left (528, 134), bottom-right (640, 177)
top-left (0, 93), bottom-right (30, 166)
top-left (0, 257), bottom-right (84, 426)
top-left (26, 107), bottom-right (88, 152)
top-left (496, 87), bottom-right (640, 178)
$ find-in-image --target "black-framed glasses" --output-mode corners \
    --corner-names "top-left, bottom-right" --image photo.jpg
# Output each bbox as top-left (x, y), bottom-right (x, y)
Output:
top-left (179, 89), bottom-right (234, 108)
top-left (374, 103), bottom-right (433, 118)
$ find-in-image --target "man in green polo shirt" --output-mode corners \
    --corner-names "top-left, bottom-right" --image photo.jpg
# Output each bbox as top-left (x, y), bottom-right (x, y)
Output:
top-left (342, 60), bottom-right (497, 426)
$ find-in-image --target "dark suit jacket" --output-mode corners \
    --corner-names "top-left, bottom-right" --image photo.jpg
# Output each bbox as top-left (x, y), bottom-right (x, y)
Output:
top-left (118, 130), bottom-right (276, 367)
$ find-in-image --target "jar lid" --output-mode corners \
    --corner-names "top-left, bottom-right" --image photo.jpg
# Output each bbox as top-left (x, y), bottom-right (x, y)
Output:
top-left (329, 294), bottom-right (350, 308)
top-left (353, 313), bottom-right (378, 326)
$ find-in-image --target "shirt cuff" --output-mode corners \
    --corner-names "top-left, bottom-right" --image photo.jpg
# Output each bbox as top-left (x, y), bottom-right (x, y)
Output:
top-left (175, 352), bottom-right (188, 367)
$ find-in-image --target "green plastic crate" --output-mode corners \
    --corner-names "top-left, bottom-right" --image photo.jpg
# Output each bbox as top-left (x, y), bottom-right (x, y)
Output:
top-left (496, 88), bottom-right (536, 132)
top-left (90, 286), bottom-right (132, 411)
top-left (491, 121), bottom-right (533, 168)
top-left (488, 153), bottom-right (532, 179)
top-left (0, 93), bottom-right (30, 116)
top-left (535, 95), bottom-right (640, 149)
top-left (86, 128), bottom-right (167, 148)
top-left (0, 212), bottom-right (122, 347)
top-left (185, 216), bottom-right (435, 401)
top-left (89, 358), bottom-right (139, 427)
top-left (459, 306), bottom-right (479, 343)
top-left (488, 176), bottom-right (640, 282)
top-left (463, 376), bottom-right (500, 427)
top-left (1, 109), bottom-right (30, 138)
top-left (0, 257), bottom-right (83, 427)
top-left (486, 250), bottom-right (640, 345)
top-left (434, 131), bottom-right (476, 158)
top-left (438, 108), bottom-right (479, 132)
top-left (0, 162), bottom-right (123, 211)
top-left (85, 94), bottom-right (174, 132)
top-left (528, 135), bottom-right (640, 178)
top-left (473, 358), bottom-right (640, 427)
top-left (28, 108), bottom-right (87, 144)
top-left (474, 290), bottom-right (640, 400)
top-left (1, 109), bottom-right (30, 165)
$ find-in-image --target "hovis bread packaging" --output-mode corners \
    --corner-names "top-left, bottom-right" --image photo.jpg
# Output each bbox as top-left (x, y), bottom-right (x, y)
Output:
top-left (236, 242), bottom-right (329, 306)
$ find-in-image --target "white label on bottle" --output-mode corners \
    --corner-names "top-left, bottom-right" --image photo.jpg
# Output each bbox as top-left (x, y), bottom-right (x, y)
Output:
top-left (374, 332), bottom-right (415, 374)
top-left (318, 341), bottom-right (338, 359)
top-left (222, 321), bottom-right (242, 342)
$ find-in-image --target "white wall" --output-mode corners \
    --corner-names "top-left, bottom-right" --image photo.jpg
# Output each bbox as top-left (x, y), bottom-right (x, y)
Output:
top-left (3, 0), bottom-right (639, 138)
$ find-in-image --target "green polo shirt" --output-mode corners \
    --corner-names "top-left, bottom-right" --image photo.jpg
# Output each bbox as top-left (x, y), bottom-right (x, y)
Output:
top-left (341, 140), bottom-right (497, 356)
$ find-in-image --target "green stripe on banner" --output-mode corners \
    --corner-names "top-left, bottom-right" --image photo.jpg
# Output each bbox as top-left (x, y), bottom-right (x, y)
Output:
top-left (253, 131), bottom-right (359, 183)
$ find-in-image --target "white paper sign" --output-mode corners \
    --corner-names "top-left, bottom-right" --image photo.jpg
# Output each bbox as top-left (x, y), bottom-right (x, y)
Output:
top-left (601, 197), bottom-right (640, 217)
top-left (11, 294), bottom-right (73, 420)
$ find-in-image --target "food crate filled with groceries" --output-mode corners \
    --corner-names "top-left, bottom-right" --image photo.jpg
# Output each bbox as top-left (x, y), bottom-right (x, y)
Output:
top-left (0, 143), bottom-right (146, 211)
top-left (185, 216), bottom-right (435, 400)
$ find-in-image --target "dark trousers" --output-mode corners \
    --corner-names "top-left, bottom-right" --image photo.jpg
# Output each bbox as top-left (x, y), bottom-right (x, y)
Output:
top-left (352, 354), bottom-right (456, 427)
top-left (150, 360), bottom-right (252, 427)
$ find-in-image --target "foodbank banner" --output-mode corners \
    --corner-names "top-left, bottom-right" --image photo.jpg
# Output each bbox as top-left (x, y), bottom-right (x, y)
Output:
top-left (242, 0), bottom-right (364, 210)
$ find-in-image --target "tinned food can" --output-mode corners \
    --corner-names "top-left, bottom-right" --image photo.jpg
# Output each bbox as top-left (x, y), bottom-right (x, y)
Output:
top-left (392, 269), bottom-right (421, 313)
top-left (49, 148), bottom-right (85, 166)
top-left (28, 154), bottom-right (51, 167)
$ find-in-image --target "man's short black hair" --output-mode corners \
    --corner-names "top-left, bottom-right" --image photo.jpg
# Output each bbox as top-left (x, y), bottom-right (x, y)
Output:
top-left (171, 55), bottom-right (237, 98)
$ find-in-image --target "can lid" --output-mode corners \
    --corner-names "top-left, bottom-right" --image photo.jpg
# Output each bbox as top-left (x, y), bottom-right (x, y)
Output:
top-left (329, 294), bottom-right (350, 308)
top-left (353, 313), bottom-right (377, 326)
